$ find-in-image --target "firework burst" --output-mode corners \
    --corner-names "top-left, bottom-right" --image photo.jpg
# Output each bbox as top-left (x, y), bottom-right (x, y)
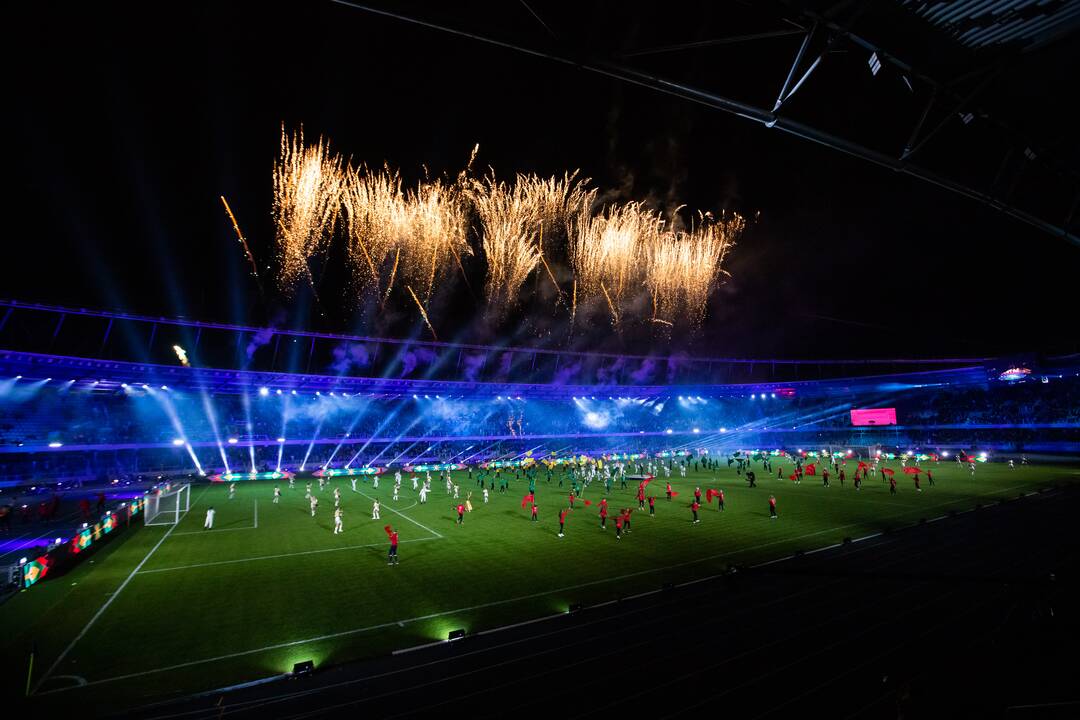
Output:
top-left (468, 171), bottom-right (592, 313)
top-left (643, 211), bottom-right (742, 326)
top-left (269, 126), bottom-right (744, 333)
top-left (272, 125), bottom-right (346, 293)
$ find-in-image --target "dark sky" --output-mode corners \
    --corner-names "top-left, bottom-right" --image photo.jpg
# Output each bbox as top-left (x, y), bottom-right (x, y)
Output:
top-left (5, 1), bottom-right (1079, 360)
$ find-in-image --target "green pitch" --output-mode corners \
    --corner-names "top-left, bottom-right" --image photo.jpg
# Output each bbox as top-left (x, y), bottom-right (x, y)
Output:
top-left (4, 459), bottom-right (1077, 709)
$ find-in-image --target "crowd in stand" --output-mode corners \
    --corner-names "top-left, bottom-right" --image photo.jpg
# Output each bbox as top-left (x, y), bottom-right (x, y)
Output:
top-left (0, 375), bottom-right (1076, 484)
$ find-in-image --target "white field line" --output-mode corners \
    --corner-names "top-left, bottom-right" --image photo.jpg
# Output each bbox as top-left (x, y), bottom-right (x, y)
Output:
top-left (137, 537), bottom-right (441, 574)
top-left (38, 482), bottom-right (1037, 694)
top-left (356, 490), bottom-right (443, 539)
top-left (32, 484), bottom-right (210, 694)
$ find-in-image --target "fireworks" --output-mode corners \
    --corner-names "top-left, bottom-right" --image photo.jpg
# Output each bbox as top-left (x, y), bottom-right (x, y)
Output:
top-left (272, 125), bottom-right (346, 293)
top-left (643, 212), bottom-right (742, 326)
top-left (268, 126), bottom-right (744, 333)
top-left (342, 165), bottom-right (470, 304)
top-left (172, 345), bottom-right (190, 367)
top-left (467, 171), bottom-right (592, 312)
top-left (220, 195), bottom-right (262, 294)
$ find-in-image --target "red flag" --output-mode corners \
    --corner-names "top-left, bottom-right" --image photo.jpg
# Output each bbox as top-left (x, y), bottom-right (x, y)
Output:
top-left (902, 466), bottom-right (922, 475)
top-left (881, 468), bottom-right (895, 476)
top-left (670, 491), bottom-right (680, 497)
top-left (857, 461), bottom-right (869, 471)
top-left (789, 473), bottom-right (798, 481)
top-left (383, 525), bottom-right (393, 536)
top-left (805, 463), bottom-right (817, 476)
top-left (521, 493), bottom-right (534, 509)
top-left (705, 489), bottom-right (719, 504)
top-left (583, 499), bottom-right (593, 506)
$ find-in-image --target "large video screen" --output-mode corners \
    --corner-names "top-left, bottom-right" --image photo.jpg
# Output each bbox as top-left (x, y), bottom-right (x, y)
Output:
top-left (850, 408), bottom-right (897, 426)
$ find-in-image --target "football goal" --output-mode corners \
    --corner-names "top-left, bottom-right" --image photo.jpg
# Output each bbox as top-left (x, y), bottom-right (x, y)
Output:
top-left (144, 483), bottom-right (191, 526)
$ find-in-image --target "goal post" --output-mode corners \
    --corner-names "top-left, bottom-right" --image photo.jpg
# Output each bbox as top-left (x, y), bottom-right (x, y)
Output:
top-left (145, 483), bottom-right (191, 526)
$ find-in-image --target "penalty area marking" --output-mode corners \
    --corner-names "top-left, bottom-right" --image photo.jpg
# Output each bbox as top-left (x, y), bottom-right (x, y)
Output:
top-left (36, 482), bottom-right (1039, 694)
top-left (32, 484), bottom-right (210, 695)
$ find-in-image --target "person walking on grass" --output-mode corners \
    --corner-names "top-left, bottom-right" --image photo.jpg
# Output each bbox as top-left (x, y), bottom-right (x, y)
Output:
top-left (333, 507), bottom-right (344, 534)
top-left (371, 499), bottom-right (380, 520)
top-left (558, 508), bottom-right (568, 537)
top-left (273, 486), bottom-right (281, 505)
top-left (691, 500), bottom-right (700, 524)
top-left (204, 506), bottom-right (215, 529)
top-left (769, 495), bottom-right (777, 520)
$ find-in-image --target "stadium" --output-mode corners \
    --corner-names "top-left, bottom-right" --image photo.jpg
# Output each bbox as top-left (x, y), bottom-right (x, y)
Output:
top-left (3, 2), bottom-right (1080, 718)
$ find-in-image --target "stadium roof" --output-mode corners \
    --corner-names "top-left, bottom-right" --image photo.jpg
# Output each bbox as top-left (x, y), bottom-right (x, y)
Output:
top-left (899, 0), bottom-right (1080, 51)
top-left (335, 0), bottom-right (1080, 244)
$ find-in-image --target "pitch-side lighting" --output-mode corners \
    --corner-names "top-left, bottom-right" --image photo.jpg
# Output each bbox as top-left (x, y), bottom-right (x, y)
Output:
top-left (277, 437), bottom-right (286, 443)
top-left (172, 439), bottom-right (184, 446)
top-left (228, 438), bottom-right (238, 444)
top-left (48, 441), bottom-right (63, 448)
top-left (259, 387), bottom-right (269, 396)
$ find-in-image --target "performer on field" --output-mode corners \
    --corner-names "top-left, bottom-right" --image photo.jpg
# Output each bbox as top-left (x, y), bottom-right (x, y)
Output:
top-left (385, 525), bottom-right (399, 565)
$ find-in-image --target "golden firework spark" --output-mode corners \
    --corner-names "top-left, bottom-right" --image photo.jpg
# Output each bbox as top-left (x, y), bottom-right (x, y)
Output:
top-left (272, 125), bottom-right (345, 294)
top-left (406, 284), bottom-right (438, 340)
top-left (220, 195), bottom-right (263, 294)
top-left (172, 345), bottom-right (190, 367)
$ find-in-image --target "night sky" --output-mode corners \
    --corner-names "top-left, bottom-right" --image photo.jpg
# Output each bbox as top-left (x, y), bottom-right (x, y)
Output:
top-left (6, 1), bottom-right (1079, 359)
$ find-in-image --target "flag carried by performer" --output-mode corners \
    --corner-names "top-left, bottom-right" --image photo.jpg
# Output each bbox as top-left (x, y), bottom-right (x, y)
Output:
top-left (805, 463), bottom-right (817, 476)
top-left (881, 468), bottom-right (895, 477)
top-left (902, 466), bottom-right (923, 475)
top-left (705, 489), bottom-right (720, 504)
top-left (521, 493), bottom-right (534, 509)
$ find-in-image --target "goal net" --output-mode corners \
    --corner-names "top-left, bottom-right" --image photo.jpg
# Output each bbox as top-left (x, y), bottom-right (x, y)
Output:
top-left (144, 483), bottom-right (191, 526)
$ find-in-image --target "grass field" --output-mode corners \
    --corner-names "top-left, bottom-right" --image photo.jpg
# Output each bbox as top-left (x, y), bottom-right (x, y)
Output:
top-left (4, 458), bottom-right (1078, 709)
